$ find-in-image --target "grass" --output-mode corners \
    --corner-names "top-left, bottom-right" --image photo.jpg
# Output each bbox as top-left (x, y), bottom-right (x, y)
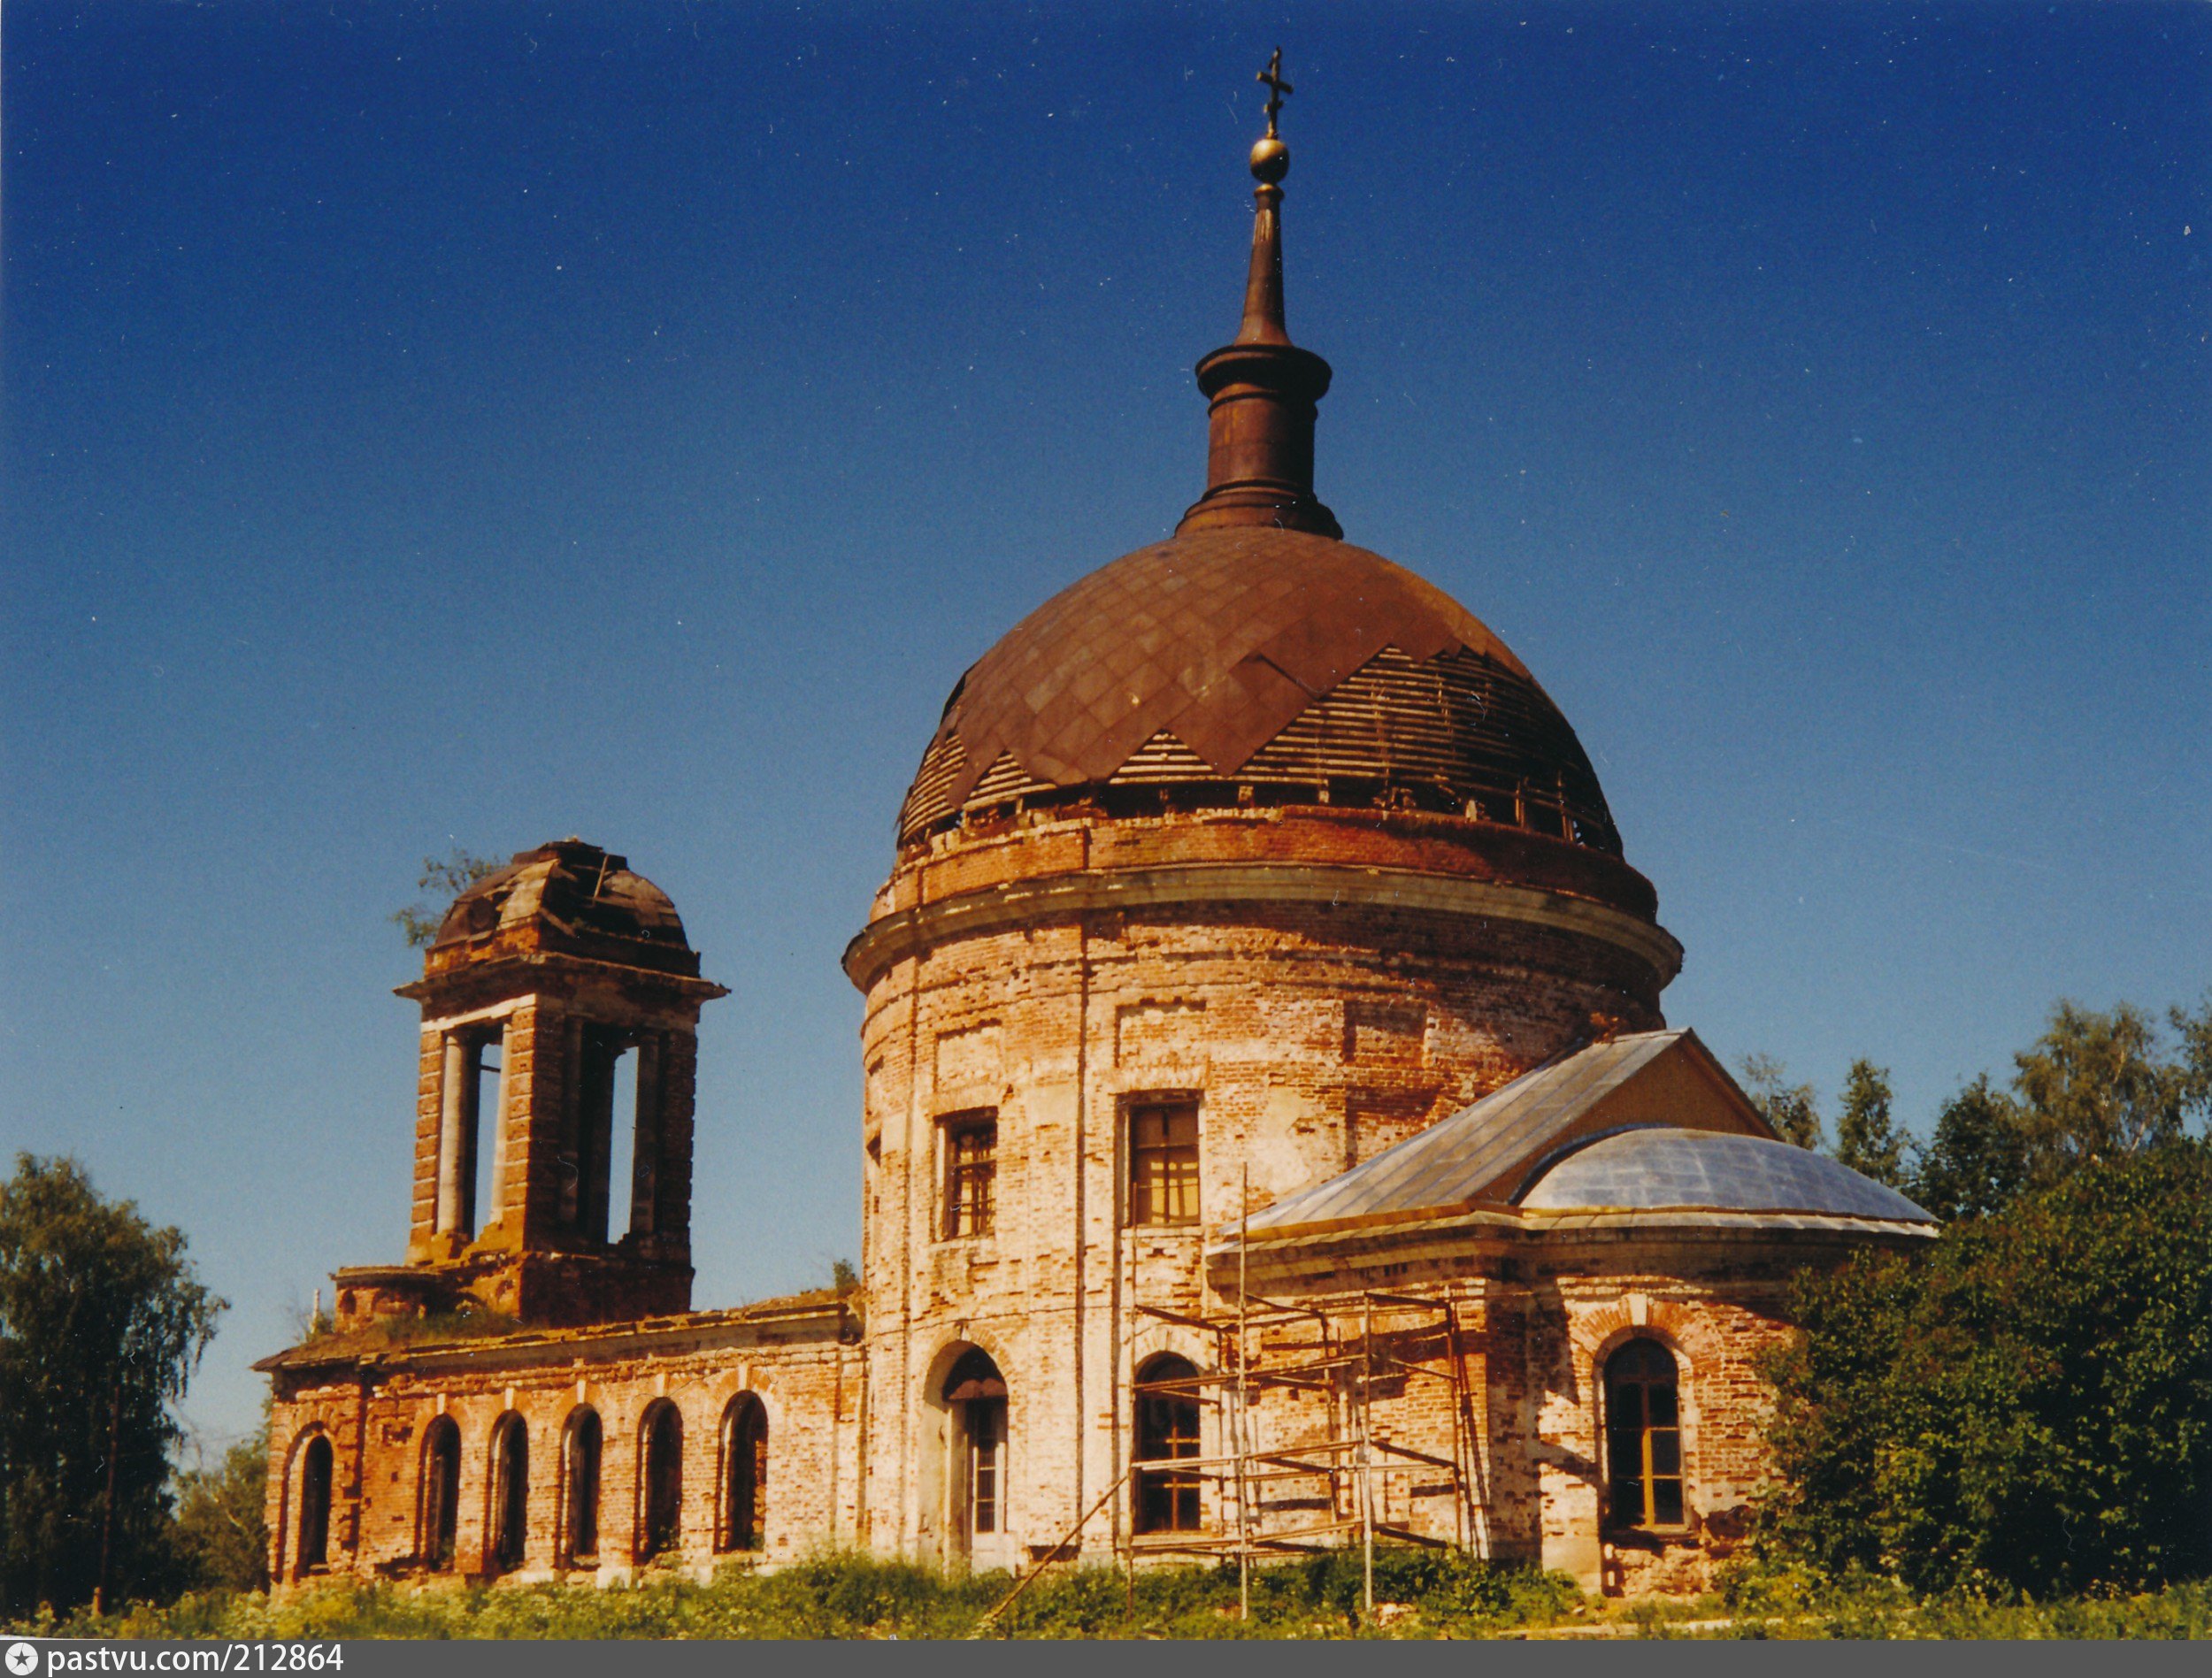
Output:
top-left (12, 1552), bottom-right (2207, 1640)
top-left (15, 1552), bottom-right (1587, 1641)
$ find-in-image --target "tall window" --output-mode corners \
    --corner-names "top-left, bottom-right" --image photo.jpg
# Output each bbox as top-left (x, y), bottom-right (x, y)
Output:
top-left (942, 1112), bottom-right (997, 1238)
top-left (967, 1399), bottom-right (1002, 1536)
top-left (421, 1417), bottom-right (461, 1570)
top-left (489, 1414), bottom-right (528, 1573)
top-left (719, 1394), bottom-right (768, 1553)
top-left (941, 1347), bottom-right (1007, 1547)
top-left (640, 1402), bottom-right (683, 1561)
top-left (1604, 1339), bottom-right (1684, 1529)
top-left (1128, 1101), bottom-right (1200, 1226)
top-left (1133, 1355), bottom-right (1202, 1535)
top-left (296, 1436), bottom-right (334, 1574)
top-left (562, 1408), bottom-right (602, 1567)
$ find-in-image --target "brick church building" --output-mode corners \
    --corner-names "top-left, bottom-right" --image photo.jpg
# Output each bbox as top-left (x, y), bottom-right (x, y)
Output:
top-left (261, 72), bottom-right (1932, 1600)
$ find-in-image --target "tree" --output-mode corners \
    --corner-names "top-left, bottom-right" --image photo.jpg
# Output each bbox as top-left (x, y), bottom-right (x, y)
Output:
top-left (2012, 1000), bottom-right (2189, 1178)
top-left (1909, 1075), bottom-right (2033, 1223)
top-left (1760, 1141), bottom-right (2212, 1596)
top-left (1739, 1054), bottom-right (1823, 1151)
top-left (390, 848), bottom-right (503, 949)
top-left (829, 1259), bottom-right (859, 1294)
top-left (2164, 991), bottom-right (2212, 1131)
top-left (0, 1155), bottom-right (225, 1614)
top-left (170, 1420), bottom-right (269, 1594)
top-left (1832, 1059), bottom-right (1907, 1188)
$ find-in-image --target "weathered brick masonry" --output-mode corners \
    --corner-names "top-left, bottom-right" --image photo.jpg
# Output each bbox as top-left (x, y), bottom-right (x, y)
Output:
top-left (264, 98), bottom-right (1935, 1598)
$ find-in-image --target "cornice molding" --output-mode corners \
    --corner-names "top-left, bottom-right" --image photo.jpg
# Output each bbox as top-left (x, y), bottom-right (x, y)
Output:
top-left (843, 862), bottom-right (1682, 992)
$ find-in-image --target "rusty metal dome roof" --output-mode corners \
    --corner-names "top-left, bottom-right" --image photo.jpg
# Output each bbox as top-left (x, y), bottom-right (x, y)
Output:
top-left (896, 527), bottom-right (1624, 854)
top-left (426, 839), bottom-right (698, 977)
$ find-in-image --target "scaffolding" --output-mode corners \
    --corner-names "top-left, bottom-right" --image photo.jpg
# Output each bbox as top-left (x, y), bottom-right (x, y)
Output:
top-left (974, 1174), bottom-right (1488, 1634)
top-left (1125, 1284), bottom-right (1481, 1582)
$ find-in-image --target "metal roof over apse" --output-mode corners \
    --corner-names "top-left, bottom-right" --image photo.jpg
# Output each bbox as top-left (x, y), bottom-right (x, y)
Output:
top-left (897, 528), bottom-right (1620, 847)
top-left (1239, 1031), bottom-right (1735, 1238)
top-left (1521, 1129), bottom-right (1935, 1223)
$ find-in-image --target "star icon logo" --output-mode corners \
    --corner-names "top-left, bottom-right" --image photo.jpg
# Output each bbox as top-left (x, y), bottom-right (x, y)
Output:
top-left (6, 1643), bottom-right (39, 1676)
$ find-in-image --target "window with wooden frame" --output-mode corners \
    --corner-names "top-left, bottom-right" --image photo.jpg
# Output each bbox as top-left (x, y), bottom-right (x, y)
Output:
top-left (941, 1110), bottom-right (997, 1239)
top-left (1127, 1100), bottom-right (1200, 1226)
top-left (1133, 1353), bottom-right (1203, 1535)
top-left (1604, 1338), bottom-right (1685, 1529)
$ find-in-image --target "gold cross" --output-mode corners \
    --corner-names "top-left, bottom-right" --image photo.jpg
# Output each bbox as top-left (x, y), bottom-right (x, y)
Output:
top-left (1257, 47), bottom-right (1293, 138)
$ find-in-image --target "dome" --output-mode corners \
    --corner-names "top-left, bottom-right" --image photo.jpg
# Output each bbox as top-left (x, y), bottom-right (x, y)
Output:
top-left (898, 526), bottom-right (1622, 854)
top-left (1517, 1127), bottom-right (1934, 1224)
top-left (426, 839), bottom-right (698, 977)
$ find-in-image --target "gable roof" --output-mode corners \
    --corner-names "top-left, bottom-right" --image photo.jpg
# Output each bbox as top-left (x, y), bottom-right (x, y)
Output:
top-left (1232, 1029), bottom-right (1766, 1241)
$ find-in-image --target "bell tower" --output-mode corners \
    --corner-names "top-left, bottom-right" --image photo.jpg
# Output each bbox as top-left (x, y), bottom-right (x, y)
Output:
top-left (333, 840), bottom-right (726, 1331)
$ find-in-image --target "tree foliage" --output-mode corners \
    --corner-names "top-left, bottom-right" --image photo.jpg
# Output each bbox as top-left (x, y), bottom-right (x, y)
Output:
top-left (1761, 1141), bottom-right (2212, 1596)
top-left (0, 1155), bottom-right (225, 1614)
top-left (1909, 1075), bottom-right (2032, 1223)
top-left (390, 848), bottom-right (503, 949)
top-left (1905, 997), bottom-right (2212, 1220)
top-left (2012, 999), bottom-right (2204, 1177)
top-left (1739, 1054), bottom-right (1823, 1151)
top-left (170, 1421), bottom-right (269, 1595)
top-left (1832, 1060), bottom-right (1906, 1188)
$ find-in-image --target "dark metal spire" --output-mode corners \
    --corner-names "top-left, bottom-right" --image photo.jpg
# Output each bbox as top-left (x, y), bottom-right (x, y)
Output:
top-left (1178, 49), bottom-right (1340, 540)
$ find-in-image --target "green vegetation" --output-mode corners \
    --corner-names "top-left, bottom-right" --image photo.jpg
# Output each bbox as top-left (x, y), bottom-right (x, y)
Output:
top-left (1740, 991), bottom-right (2212, 1208)
top-left (17, 1552), bottom-right (2207, 1641)
top-left (19, 1551), bottom-right (1586, 1640)
top-left (391, 848), bottom-right (503, 949)
top-left (169, 1422), bottom-right (271, 1596)
top-left (1760, 1141), bottom-right (2212, 1596)
top-left (1711, 1559), bottom-right (2212, 1640)
top-left (1831, 1060), bottom-right (1906, 1188)
top-left (0, 1154), bottom-right (226, 1616)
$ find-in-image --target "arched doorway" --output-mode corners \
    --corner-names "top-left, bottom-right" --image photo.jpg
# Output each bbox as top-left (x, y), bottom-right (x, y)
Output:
top-left (294, 1435), bottom-right (334, 1575)
top-left (488, 1413), bottom-right (529, 1574)
top-left (560, 1407), bottom-right (603, 1568)
top-left (941, 1347), bottom-right (1007, 1567)
top-left (718, 1394), bottom-right (767, 1553)
top-left (420, 1416), bottom-right (462, 1571)
top-left (1133, 1354), bottom-right (1203, 1536)
top-left (639, 1401), bottom-right (683, 1561)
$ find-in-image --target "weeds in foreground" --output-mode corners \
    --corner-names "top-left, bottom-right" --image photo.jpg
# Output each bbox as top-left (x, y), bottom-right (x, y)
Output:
top-left (16, 1552), bottom-right (1585, 1641)
top-left (13, 1551), bottom-right (2206, 1640)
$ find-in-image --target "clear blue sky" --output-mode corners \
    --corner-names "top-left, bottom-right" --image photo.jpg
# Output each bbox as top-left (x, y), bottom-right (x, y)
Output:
top-left (4, 1), bottom-right (2207, 1450)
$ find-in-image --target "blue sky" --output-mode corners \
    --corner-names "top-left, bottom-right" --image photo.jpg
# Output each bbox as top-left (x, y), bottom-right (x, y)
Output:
top-left (4, 0), bottom-right (2207, 1448)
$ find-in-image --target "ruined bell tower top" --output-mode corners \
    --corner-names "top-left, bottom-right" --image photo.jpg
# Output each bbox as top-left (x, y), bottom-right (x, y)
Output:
top-left (412, 839), bottom-right (704, 985)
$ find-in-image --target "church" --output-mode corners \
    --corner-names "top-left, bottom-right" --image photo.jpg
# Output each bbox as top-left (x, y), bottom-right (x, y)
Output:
top-left (259, 64), bottom-right (1932, 1601)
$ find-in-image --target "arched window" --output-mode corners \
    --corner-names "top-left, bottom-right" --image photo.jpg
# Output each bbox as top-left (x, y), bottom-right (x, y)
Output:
top-left (640, 1402), bottom-right (683, 1561)
top-left (1604, 1338), bottom-right (1684, 1529)
top-left (718, 1395), bottom-right (768, 1553)
top-left (489, 1413), bottom-right (529, 1573)
top-left (561, 1408), bottom-right (603, 1567)
top-left (420, 1416), bottom-right (462, 1570)
top-left (295, 1435), bottom-right (334, 1574)
top-left (1133, 1354), bottom-right (1202, 1535)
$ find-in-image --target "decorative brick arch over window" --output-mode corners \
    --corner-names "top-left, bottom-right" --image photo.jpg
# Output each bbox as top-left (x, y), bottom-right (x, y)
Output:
top-left (1603, 1338), bottom-right (1684, 1531)
top-left (419, 1415), bottom-right (462, 1571)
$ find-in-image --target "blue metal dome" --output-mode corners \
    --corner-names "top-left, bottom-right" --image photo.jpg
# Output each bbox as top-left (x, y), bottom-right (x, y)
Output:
top-left (1518, 1127), bottom-right (1933, 1223)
